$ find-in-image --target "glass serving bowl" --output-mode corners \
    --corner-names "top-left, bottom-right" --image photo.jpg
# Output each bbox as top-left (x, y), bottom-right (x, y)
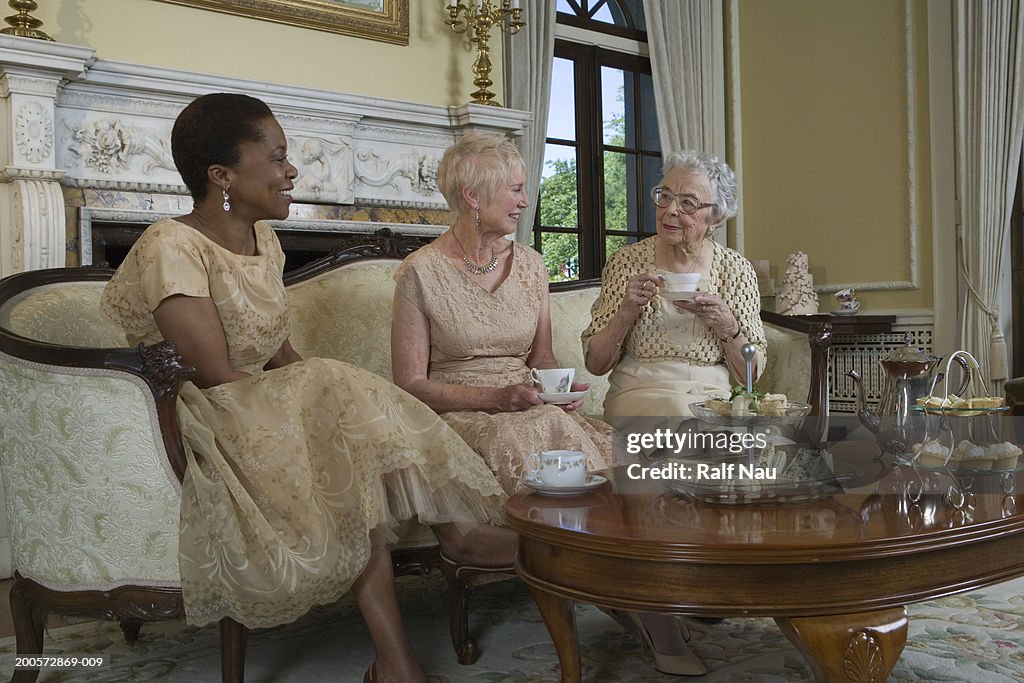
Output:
top-left (689, 400), bottom-right (813, 429)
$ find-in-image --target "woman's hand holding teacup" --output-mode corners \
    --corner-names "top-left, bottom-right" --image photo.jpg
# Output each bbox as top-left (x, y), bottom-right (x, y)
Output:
top-left (676, 293), bottom-right (739, 339)
top-left (558, 381), bottom-right (590, 413)
top-left (496, 383), bottom-right (544, 412)
top-left (620, 272), bottom-right (663, 314)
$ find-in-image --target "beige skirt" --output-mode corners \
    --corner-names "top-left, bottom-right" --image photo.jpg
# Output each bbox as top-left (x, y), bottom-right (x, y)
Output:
top-left (603, 354), bottom-right (731, 420)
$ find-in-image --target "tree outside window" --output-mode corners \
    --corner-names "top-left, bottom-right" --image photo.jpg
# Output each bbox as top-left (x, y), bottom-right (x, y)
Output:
top-left (533, 0), bottom-right (658, 282)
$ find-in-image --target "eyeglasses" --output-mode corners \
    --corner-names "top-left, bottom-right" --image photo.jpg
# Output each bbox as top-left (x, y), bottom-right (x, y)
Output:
top-left (651, 187), bottom-right (716, 214)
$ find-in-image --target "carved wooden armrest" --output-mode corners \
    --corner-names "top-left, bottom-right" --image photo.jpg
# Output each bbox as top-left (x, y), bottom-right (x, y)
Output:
top-left (759, 310), bottom-right (833, 416)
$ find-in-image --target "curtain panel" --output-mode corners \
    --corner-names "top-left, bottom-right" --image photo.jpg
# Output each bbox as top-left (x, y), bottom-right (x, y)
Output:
top-left (955, 0), bottom-right (1024, 388)
top-left (642, 0), bottom-right (725, 157)
top-left (504, 0), bottom-right (557, 244)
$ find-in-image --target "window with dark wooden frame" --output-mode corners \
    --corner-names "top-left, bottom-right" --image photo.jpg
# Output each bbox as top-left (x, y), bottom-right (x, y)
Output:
top-left (533, 0), bottom-right (659, 281)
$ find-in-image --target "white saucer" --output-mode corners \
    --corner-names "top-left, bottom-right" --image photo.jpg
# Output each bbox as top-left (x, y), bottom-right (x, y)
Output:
top-left (833, 308), bottom-right (860, 316)
top-left (539, 390), bottom-right (588, 404)
top-left (662, 289), bottom-right (698, 302)
top-left (522, 473), bottom-right (608, 496)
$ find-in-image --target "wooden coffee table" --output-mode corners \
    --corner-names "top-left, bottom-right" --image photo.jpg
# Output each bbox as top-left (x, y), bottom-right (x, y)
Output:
top-left (506, 447), bottom-right (1024, 682)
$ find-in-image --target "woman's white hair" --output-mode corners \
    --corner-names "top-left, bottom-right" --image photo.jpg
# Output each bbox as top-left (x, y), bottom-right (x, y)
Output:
top-left (437, 132), bottom-right (525, 218)
top-left (660, 151), bottom-right (738, 226)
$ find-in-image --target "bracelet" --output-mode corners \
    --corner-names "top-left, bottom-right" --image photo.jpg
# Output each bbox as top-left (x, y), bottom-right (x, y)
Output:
top-left (719, 324), bottom-right (742, 343)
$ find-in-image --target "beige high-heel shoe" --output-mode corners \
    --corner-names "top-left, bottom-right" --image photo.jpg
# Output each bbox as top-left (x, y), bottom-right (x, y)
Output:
top-left (608, 608), bottom-right (691, 643)
top-left (627, 612), bottom-right (707, 676)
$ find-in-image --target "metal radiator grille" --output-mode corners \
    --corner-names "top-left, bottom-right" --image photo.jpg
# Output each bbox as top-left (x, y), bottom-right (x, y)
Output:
top-left (829, 327), bottom-right (934, 413)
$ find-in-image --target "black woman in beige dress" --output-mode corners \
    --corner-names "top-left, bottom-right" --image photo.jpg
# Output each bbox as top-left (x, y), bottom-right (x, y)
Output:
top-left (101, 94), bottom-right (513, 683)
top-left (391, 133), bottom-right (613, 495)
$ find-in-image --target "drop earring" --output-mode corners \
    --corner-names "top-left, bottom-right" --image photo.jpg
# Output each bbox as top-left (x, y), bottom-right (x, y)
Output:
top-left (222, 188), bottom-right (231, 212)
top-left (474, 207), bottom-right (481, 232)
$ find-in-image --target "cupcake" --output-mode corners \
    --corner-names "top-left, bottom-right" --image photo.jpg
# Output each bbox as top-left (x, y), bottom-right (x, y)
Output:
top-left (954, 439), bottom-right (992, 470)
top-left (985, 441), bottom-right (1022, 470)
top-left (914, 439), bottom-right (950, 468)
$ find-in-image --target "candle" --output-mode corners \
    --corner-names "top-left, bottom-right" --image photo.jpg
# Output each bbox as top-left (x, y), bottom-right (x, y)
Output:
top-left (512, 0), bottom-right (520, 7)
top-left (450, 0), bottom-right (457, 7)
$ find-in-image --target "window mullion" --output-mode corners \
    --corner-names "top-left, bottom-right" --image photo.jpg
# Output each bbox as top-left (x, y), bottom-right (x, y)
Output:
top-left (576, 45), bottom-right (599, 279)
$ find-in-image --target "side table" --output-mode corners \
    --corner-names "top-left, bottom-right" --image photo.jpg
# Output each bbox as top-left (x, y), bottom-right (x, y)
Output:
top-left (761, 312), bottom-right (916, 414)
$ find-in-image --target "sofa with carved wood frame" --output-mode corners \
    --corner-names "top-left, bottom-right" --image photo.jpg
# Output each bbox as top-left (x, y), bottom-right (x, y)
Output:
top-left (0, 229), bottom-right (831, 682)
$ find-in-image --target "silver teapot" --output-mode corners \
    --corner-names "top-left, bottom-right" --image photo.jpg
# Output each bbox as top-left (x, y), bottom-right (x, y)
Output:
top-left (848, 333), bottom-right (966, 456)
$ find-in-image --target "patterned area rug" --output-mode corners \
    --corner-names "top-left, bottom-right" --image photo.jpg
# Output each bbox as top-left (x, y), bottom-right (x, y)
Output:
top-left (3, 572), bottom-right (1023, 682)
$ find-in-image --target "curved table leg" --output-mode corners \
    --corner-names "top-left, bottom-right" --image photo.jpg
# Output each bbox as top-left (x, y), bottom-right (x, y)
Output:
top-left (775, 607), bottom-right (908, 683)
top-left (527, 585), bottom-right (581, 683)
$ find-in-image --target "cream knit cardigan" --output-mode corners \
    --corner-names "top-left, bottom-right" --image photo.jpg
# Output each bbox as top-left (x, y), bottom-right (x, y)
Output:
top-left (581, 236), bottom-right (767, 372)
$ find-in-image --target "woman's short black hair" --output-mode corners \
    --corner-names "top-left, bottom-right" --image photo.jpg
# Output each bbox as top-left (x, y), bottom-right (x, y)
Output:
top-left (171, 93), bottom-right (275, 202)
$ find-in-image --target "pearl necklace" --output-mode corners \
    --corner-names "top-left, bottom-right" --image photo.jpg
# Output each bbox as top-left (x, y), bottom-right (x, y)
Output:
top-left (452, 231), bottom-right (498, 275)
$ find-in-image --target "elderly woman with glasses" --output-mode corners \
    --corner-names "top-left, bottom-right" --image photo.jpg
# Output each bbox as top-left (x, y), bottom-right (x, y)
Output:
top-left (583, 150), bottom-right (767, 428)
top-left (579, 151), bottom-right (766, 676)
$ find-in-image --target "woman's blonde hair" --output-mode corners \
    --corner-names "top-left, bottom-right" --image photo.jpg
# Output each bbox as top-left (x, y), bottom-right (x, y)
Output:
top-left (437, 132), bottom-right (526, 218)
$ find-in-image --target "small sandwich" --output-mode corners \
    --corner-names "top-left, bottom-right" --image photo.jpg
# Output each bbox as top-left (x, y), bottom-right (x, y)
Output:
top-left (759, 393), bottom-right (788, 416)
top-left (914, 439), bottom-right (950, 468)
top-left (705, 397), bottom-right (733, 416)
top-left (953, 439), bottom-right (992, 471)
top-left (755, 443), bottom-right (788, 473)
top-left (731, 393), bottom-right (758, 416)
top-left (985, 441), bottom-right (1022, 470)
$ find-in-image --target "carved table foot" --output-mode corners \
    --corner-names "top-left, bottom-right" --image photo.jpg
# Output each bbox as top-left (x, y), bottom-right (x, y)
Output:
top-left (527, 585), bottom-right (581, 683)
top-left (775, 607), bottom-right (908, 682)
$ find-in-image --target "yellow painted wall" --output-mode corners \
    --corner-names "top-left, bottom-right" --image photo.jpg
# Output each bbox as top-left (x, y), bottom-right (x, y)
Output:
top-left (33, 0), bottom-right (496, 107)
top-left (737, 0), bottom-right (933, 312)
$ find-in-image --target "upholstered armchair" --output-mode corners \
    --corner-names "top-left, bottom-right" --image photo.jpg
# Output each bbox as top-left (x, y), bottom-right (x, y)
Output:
top-left (0, 268), bottom-right (209, 682)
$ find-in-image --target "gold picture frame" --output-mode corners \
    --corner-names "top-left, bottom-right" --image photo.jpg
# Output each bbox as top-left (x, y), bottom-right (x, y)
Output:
top-left (157, 0), bottom-right (409, 45)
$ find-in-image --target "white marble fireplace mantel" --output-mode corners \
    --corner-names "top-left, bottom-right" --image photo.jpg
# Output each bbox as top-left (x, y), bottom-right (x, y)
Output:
top-left (0, 34), bottom-right (533, 276)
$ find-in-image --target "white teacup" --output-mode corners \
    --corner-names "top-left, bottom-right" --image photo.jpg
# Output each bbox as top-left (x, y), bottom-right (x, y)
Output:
top-left (525, 450), bottom-right (588, 487)
top-left (661, 272), bottom-right (701, 292)
top-left (531, 367), bottom-right (575, 394)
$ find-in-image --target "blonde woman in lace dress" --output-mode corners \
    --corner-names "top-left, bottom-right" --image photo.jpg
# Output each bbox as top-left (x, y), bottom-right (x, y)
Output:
top-left (101, 94), bottom-right (515, 683)
top-left (391, 133), bottom-right (612, 495)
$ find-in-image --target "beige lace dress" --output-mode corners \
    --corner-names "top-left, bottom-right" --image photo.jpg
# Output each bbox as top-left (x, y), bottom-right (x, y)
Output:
top-left (101, 218), bottom-right (507, 629)
top-left (394, 242), bottom-right (612, 494)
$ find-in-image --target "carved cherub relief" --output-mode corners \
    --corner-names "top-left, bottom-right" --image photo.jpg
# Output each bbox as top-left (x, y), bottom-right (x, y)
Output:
top-left (290, 136), bottom-right (354, 204)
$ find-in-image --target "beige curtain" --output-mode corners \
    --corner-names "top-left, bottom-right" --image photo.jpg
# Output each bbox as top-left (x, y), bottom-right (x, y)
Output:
top-left (641, 0), bottom-right (725, 156)
top-left (955, 0), bottom-right (1024, 390)
top-left (503, 0), bottom-right (557, 244)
